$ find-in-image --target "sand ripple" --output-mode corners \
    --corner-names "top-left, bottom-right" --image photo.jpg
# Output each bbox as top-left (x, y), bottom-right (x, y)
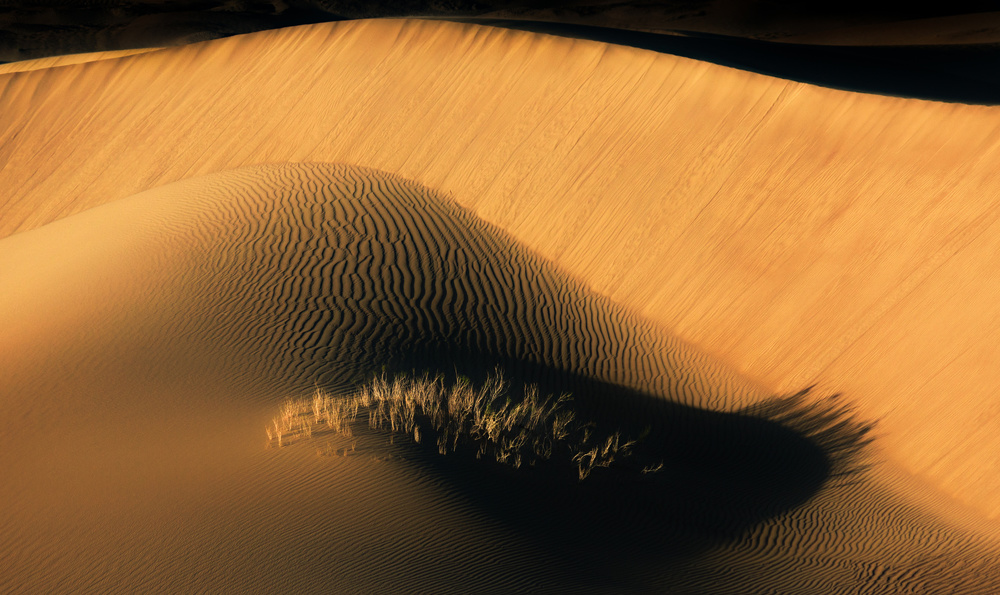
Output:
top-left (3, 162), bottom-right (999, 592)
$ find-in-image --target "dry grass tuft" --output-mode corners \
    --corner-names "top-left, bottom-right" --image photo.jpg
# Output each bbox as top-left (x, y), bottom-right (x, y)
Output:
top-left (266, 371), bottom-right (642, 480)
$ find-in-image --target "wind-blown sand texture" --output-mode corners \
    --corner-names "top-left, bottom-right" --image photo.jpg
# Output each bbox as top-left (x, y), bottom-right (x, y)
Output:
top-left (3, 18), bottom-right (1000, 593)
top-left (0, 48), bottom-right (162, 75)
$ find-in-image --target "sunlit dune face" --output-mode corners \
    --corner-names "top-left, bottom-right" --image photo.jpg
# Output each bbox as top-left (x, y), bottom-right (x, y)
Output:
top-left (3, 16), bottom-right (997, 520)
top-left (3, 15), bottom-right (1000, 593)
top-left (0, 48), bottom-right (163, 74)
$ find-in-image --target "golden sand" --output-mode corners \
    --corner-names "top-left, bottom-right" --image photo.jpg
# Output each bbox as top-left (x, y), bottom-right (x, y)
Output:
top-left (0, 48), bottom-right (163, 74)
top-left (2, 18), bottom-right (1000, 592)
top-left (1, 162), bottom-right (995, 592)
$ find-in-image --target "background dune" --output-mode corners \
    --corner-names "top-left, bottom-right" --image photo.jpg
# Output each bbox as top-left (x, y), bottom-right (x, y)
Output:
top-left (4, 0), bottom-right (1000, 63)
top-left (6, 1), bottom-right (1000, 107)
top-left (3, 18), bottom-right (1000, 523)
top-left (446, 19), bottom-right (1000, 103)
top-left (3, 162), bottom-right (998, 593)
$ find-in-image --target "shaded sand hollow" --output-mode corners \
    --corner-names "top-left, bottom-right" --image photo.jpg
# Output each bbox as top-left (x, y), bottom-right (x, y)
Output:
top-left (2, 162), bottom-right (998, 593)
top-left (1, 17), bottom-right (1000, 592)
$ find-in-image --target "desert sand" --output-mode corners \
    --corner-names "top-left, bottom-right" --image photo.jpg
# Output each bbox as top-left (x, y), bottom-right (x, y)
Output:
top-left (3, 17), bottom-right (1000, 593)
top-left (0, 48), bottom-right (163, 75)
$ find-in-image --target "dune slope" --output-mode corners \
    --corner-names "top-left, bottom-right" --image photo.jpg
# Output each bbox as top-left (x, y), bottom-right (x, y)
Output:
top-left (2, 163), bottom-right (998, 593)
top-left (0, 48), bottom-right (163, 75)
top-left (2, 18), bottom-right (1000, 520)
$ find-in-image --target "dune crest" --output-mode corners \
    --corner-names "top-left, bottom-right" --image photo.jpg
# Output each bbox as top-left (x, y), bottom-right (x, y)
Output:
top-left (0, 48), bottom-right (162, 74)
top-left (2, 18), bottom-right (999, 518)
top-left (1, 162), bottom-right (765, 409)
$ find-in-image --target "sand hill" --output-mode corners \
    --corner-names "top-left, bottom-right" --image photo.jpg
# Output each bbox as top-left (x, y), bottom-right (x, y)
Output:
top-left (2, 18), bottom-right (1000, 593)
top-left (0, 48), bottom-right (163, 75)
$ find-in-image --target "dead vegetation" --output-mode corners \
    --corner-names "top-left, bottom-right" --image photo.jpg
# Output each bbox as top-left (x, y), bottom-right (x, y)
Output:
top-left (267, 371), bottom-right (643, 480)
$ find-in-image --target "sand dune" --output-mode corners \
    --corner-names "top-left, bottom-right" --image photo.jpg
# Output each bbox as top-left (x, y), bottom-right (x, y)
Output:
top-left (2, 162), bottom-right (764, 406)
top-left (2, 18), bottom-right (1000, 520)
top-left (0, 48), bottom-right (163, 75)
top-left (6, 1), bottom-right (1000, 62)
top-left (2, 163), bottom-right (998, 592)
top-left (445, 18), bottom-right (1000, 103)
top-left (4, 16), bottom-right (1000, 592)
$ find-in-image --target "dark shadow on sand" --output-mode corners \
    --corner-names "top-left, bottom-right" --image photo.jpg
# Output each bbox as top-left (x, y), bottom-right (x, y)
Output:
top-left (443, 18), bottom-right (1000, 105)
top-left (345, 351), bottom-right (875, 586)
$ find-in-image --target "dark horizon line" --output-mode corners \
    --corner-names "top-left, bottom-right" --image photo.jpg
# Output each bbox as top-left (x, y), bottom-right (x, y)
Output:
top-left (4, 13), bottom-right (998, 105)
top-left (442, 17), bottom-right (1000, 105)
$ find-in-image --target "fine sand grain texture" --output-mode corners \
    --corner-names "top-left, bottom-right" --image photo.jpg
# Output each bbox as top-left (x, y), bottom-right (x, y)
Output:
top-left (2, 17), bottom-right (1000, 593)
top-left (1, 163), bottom-right (998, 593)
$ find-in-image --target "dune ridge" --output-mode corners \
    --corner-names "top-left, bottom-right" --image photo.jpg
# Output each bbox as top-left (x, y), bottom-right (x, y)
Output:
top-left (2, 163), bottom-right (768, 409)
top-left (2, 18), bottom-right (999, 518)
top-left (0, 48), bottom-right (163, 74)
top-left (2, 163), bottom-right (999, 592)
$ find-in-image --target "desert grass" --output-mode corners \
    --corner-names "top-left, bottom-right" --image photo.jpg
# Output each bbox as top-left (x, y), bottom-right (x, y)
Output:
top-left (268, 371), bottom-right (639, 480)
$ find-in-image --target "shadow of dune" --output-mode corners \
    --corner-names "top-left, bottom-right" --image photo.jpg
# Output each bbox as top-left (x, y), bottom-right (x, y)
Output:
top-left (133, 161), bottom-right (873, 579)
top-left (352, 352), bottom-right (876, 581)
top-left (445, 18), bottom-right (1000, 105)
top-left (131, 163), bottom-right (874, 532)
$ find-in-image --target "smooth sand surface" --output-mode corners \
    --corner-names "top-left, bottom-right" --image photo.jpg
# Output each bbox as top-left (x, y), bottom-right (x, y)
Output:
top-left (3, 18), bottom-right (1000, 592)
top-left (0, 48), bottom-right (163, 75)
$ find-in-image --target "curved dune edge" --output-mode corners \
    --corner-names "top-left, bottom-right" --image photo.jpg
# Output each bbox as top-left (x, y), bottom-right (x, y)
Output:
top-left (0, 48), bottom-right (163, 74)
top-left (0, 162), bottom-right (770, 413)
top-left (1, 162), bottom-right (998, 592)
top-left (2, 18), bottom-right (1000, 519)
